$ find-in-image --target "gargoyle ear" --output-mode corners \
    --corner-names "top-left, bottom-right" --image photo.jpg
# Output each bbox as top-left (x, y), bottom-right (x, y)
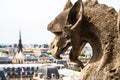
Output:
top-left (63, 0), bottom-right (73, 10)
top-left (66, 0), bottom-right (84, 30)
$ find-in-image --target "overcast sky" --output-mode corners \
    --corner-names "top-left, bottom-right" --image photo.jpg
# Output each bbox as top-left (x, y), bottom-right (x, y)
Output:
top-left (0, 0), bottom-right (120, 44)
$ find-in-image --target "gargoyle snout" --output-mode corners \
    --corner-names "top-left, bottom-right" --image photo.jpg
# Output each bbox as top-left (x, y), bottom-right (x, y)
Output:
top-left (50, 38), bottom-right (62, 59)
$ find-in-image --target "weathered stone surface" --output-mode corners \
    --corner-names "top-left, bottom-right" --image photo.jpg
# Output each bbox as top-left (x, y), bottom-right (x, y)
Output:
top-left (47, 0), bottom-right (120, 79)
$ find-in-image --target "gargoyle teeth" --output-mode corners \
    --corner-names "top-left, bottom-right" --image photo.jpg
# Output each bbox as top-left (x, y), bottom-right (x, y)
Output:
top-left (54, 41), bottom-right (71, 59)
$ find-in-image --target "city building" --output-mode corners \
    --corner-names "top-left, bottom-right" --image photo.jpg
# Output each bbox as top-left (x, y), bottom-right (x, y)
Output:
top-left (12, 30), bottom-right (25, 64)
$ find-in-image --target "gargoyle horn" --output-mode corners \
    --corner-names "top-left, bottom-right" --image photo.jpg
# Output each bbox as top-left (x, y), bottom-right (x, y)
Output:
top-left (63, 0), bottom-right (73, 11)
top-left (66, 0), bottom-right (84, 30)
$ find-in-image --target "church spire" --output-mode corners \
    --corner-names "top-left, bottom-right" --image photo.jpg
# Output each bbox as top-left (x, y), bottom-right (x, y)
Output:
top-left (18, 30), bottom-right (23, 52)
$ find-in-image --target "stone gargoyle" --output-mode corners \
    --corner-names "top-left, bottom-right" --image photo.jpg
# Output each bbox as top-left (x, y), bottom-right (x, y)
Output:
top-left (47, 0), bottom-right (120, 79)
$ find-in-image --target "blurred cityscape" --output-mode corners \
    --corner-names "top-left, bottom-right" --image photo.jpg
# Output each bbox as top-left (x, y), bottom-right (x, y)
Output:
top-left (0, 31), bottom-right (92, 80)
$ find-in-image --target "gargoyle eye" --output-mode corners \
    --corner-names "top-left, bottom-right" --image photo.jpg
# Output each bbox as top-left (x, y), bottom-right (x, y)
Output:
top-left (54, 32), bottom-right (62, 36)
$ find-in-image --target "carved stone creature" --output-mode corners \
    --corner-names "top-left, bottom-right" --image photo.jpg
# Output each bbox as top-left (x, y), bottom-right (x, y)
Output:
top-left (47, 0), bottom-right (120, 79)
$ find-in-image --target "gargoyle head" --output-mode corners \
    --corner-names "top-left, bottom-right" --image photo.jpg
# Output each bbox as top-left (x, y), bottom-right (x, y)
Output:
top-left (47, 0), bottom-right (85, 59)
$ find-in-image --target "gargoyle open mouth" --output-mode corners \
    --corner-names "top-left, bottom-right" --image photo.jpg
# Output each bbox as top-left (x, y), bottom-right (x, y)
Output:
top-left (53, 42), bottom-right (71, 59)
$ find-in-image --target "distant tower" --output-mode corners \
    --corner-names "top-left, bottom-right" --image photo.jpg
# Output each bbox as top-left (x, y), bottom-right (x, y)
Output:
top-left (18, 30), bottom-right (23, 52)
